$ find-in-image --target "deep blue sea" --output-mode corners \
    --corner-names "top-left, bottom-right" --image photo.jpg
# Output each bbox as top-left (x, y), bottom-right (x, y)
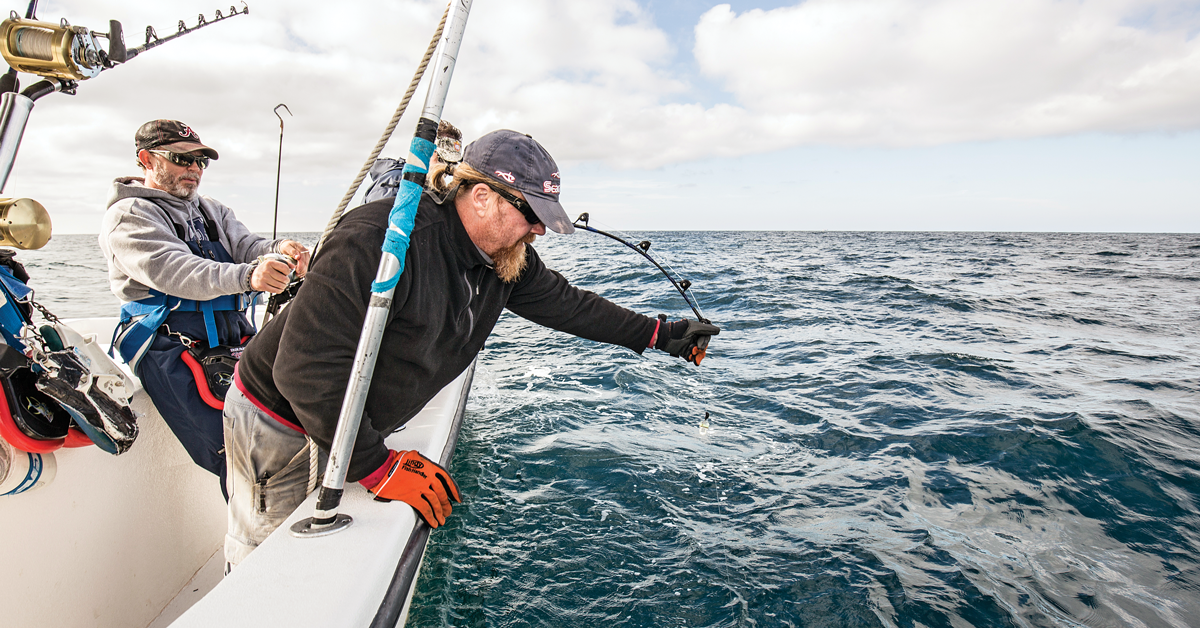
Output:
top-left (18, 231), bottom-right (1200, 627)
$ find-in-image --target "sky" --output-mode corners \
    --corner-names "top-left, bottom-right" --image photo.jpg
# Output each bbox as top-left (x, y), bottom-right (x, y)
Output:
top-left (6, 0), bottom-right (1200, 234)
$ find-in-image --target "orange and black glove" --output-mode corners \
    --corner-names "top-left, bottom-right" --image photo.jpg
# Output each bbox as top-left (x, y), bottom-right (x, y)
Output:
top-left (655, 316), bottom-right (720, 365)
top-left (366, 450), bottom-right (462, 528)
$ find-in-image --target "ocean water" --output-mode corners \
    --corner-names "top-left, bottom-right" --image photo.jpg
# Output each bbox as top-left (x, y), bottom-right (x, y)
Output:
top-left (16, 231), bottom-right (1200, 627)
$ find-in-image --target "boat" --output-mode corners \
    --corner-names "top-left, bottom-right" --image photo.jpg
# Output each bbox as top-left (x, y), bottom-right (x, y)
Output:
top-left (1, 3), bottom-right (476, 626)
top-left (3, 316), bottom-right (474, 628)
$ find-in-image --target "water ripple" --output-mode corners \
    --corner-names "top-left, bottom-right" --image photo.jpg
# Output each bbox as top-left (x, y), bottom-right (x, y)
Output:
top-left (20, 234), bottom-right (1200, 626)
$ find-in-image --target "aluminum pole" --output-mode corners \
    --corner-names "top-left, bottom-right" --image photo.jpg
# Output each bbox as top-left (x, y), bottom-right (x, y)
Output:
top-left (292, 0), bottom-right (473, 537)
top-left (0, 92), bottom-right (34, 194)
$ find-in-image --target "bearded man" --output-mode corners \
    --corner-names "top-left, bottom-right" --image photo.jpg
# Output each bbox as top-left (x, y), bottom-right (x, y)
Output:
top-left (223, 129), bottom-right (719, 566)
top-left (99, 119), bottom-right (310, 496)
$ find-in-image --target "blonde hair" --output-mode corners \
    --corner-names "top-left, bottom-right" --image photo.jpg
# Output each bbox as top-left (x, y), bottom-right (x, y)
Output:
top-left (430, 161), bottom-right (532, 282)
top-left (428, 162), bottom-right (520, 199)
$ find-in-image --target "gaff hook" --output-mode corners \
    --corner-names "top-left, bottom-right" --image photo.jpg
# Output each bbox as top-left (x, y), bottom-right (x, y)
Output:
top-left (272, 103), bottom-right (292, 240)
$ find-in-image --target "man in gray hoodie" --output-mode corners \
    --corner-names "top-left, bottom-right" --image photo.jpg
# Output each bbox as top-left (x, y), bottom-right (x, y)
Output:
top-left (99, 119), bottom-right (310, 495)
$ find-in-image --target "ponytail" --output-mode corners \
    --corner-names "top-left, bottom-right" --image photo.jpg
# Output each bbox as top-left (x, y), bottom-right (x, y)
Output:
top-left (432, 162), bottom-right (521, 200)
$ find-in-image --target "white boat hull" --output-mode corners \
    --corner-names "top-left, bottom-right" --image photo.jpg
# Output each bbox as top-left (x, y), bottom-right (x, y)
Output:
top-left (0, 316), bottom-right (473, 628)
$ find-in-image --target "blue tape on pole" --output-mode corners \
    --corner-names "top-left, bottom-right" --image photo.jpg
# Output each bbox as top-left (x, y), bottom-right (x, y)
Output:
top-left (372, 136), bottom-right (435, 293)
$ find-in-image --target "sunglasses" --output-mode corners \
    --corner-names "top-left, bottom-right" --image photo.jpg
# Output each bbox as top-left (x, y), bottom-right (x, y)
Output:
top-left (472, 182), bottom-right (541, 225)
top-left (150, 150), bottom-right (210, 170)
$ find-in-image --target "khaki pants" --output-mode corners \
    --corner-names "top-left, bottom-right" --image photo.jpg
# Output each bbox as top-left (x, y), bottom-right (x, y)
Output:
top-left (223, 385), bottom-right (325, 568)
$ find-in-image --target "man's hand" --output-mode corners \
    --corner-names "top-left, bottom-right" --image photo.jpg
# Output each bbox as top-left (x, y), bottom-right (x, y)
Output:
top-left (250, 257), bottom-right (293, 294)
top-left (277, 239), bottom-right (311, 277)
top-left (367, 449), bottom-right (462, 528)
top-left (655, 317), bottom-right (721, 365)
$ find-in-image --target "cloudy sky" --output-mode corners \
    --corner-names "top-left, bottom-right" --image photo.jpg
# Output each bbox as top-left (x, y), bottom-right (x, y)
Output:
top-left (8, 0), bottom-right (1200, 233)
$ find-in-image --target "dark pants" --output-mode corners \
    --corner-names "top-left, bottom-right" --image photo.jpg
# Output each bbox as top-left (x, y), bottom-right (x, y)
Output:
top-left (136, 310), bottom-right (253, 501)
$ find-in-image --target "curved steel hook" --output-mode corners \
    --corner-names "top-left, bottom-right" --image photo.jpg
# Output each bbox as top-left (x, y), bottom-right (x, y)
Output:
top-left (274, 103), bottom-right (292, 128)
top-left (272, 104), bottom-right (292, 239)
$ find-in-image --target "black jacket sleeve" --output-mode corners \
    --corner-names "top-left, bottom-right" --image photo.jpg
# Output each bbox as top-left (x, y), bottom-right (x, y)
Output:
top-left (505, 247), bottom-right (658, 354)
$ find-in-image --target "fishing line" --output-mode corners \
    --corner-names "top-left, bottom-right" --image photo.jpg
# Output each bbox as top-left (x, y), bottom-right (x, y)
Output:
top-left (572, 213), bottom-right (715, 434)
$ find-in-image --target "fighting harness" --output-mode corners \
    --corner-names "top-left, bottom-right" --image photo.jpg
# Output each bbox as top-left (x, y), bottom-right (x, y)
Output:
top-left (112, 203), bottom-right (257, 409)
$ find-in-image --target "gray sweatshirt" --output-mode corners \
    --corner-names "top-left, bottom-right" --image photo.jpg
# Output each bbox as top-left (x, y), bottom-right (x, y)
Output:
top-left (99, 177), bottom-right (281, 303)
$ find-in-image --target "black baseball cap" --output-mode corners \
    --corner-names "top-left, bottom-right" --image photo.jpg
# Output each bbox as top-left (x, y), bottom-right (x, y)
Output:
top-left (463, 130), bottom-right (572, 234)
top-left (134, 120), bottom-right (219, 159)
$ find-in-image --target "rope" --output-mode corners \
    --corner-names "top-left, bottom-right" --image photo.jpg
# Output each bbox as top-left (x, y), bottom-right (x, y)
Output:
top-left (314, 2), bottom-right (451, 256)
top-left (306, 436), bottom-right (319, 495)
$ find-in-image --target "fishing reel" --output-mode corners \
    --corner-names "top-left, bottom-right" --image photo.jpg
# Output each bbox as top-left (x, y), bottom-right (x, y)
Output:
top-left (0, 197), bottom-right (50, 249)
top-left (257, 253), bottom-right (303, 322)
top-left (0, 14), bottom-right (107, 81)
top-left (0, 3), bottom-right (250, 83)
top-left (257, 252), bottom-right (301, 284)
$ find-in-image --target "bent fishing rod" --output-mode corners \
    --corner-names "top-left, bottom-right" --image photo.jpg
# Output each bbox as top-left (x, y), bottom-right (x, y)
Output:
top-left (572, 213), bottom-right (710, 325)
top-left (573, 214), bottom-right (716, 434)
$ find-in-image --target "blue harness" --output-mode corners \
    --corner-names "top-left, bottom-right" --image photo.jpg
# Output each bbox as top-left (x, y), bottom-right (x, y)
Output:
top-left (115, 291), bottom-right (253, 371)
top-left (112, 205), bottom-right (257, 372)
top-left (0, 265), bottom-right (33, 351)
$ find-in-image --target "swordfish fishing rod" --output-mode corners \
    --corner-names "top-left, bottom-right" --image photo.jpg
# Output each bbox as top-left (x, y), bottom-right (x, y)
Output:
top-left (290, 0), bottom-right (474, 537)
top-left (573, 213), bottom-right (709, 325)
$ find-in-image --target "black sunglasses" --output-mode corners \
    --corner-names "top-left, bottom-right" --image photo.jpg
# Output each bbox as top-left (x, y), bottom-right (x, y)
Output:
top-left (493, 186), bottom-right (541, 225)
top-left (150, 150), bottom-right (210, 170)
top-left (464, 181), bottom-right (540, 225)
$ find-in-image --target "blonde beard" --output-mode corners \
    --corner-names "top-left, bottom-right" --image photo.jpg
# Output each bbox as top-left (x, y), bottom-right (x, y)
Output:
top-left (493, 233), bottom-right (536, 283)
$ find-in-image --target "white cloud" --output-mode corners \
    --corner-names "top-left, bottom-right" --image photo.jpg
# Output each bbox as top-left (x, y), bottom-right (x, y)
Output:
top-left (694, 0), bottom-right (1200, 145)
top-left (5, 0), bottom-right (1200, 234)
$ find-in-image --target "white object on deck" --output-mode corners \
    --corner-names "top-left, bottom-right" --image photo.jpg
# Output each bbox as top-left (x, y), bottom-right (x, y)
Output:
top-left (0, 317), bottom-right (225, 628)
top-left (0, 317), bottom-right (474, 628)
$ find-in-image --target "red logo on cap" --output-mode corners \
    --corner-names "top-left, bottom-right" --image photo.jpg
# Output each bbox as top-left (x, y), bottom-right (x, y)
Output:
top-left (543, 181), bottom-right (560, 194)
top-left (178, 125), bottom-right (194, 138)
top-left (551, 172), bottom-right (560, 179)
top-left (494, 170), bottom-right (515, 184)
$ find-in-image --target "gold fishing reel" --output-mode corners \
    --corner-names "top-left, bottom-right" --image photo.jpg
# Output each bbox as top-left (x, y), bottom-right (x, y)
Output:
top-left (0, 15), bottom-right (105, 81)
top-left (0, 197), bottom-right (51, 249)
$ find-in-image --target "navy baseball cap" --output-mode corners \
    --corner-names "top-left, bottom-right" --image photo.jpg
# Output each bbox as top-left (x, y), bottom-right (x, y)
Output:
top-left (463, 130), bottom-right (573, 234)
top-left (134, 120), bottom-right (219, 159)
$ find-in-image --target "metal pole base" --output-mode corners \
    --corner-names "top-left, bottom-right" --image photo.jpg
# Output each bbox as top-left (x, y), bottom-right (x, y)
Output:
top-left (290, 513), bottom-right (353, 538)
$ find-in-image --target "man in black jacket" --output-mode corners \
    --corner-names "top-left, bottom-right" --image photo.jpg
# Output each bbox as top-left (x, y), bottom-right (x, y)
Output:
top-left (222, 130), bottom-right (718, 567)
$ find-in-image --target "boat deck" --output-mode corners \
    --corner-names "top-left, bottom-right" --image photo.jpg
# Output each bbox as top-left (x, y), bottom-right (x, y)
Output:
top-left (2, 317), bottom-right (474, 628)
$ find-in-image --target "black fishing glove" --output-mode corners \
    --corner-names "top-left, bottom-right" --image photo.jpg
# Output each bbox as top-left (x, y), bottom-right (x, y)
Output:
top-left (655, 316), bottom-right (720, 365)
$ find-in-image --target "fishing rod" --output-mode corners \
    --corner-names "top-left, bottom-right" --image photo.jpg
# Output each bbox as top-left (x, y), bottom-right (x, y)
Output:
top-left (572, 213), bottom-right (710, 325)
top-left (290, 0), bottom-right (474, 538)
top-left (115, 3), bottom-right (249, 64)
top-left (574, 213), bottom-right (717, 433)
top-left (0, 2), bottom-right (249, 82)
top-left (0, 3), bottom-right (249, 192)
